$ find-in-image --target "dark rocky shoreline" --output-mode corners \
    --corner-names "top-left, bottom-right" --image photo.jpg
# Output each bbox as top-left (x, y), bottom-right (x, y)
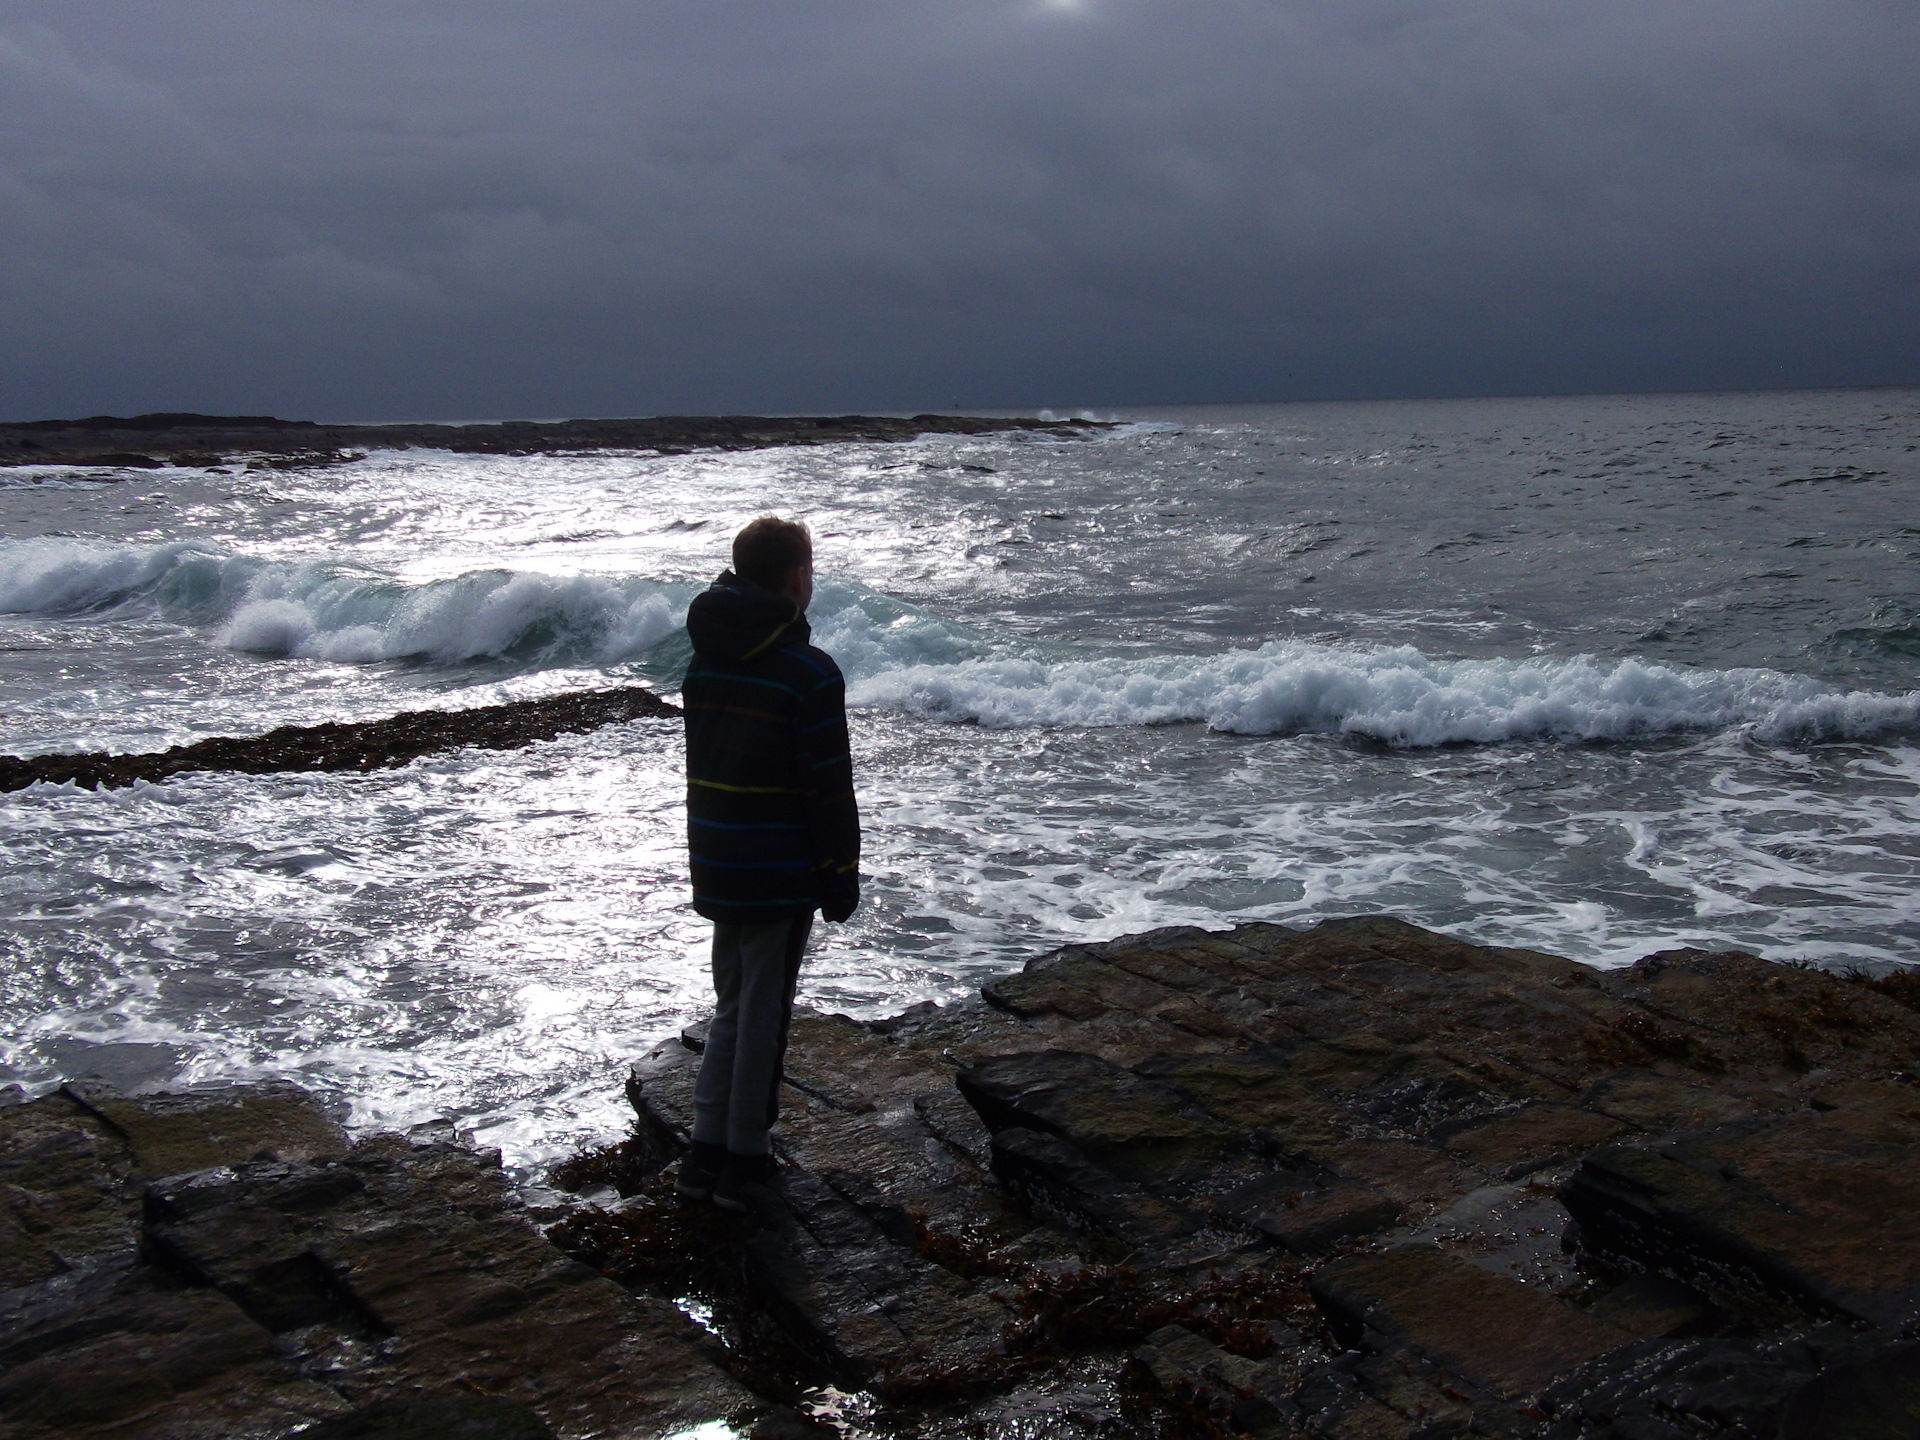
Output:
top-left (5, 917), bottom-right (1917, 1438)
top-left (572, 917), bottom-right (1920, 1439)
top-left (0, 686), bottom-right (678, 792)
top-left (0, 1083), bottom-right (745, 1438)
top-left (0, 411), bottom-right (1105, 471)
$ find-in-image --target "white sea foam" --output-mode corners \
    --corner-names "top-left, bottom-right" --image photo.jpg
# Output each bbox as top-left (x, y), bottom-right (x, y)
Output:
top-left (827, 623), bottom-right (1920, 747)
top-left (7, 537), bottom-right (1916, 747)
top-left (217, 568), bottom-right (683, 666)
top-left (8, 396), bottom-right (1920, 1172)
top-left (0, 537), bottom-right (688, 667)
top-left (0, 537), bottom-right (243, 618)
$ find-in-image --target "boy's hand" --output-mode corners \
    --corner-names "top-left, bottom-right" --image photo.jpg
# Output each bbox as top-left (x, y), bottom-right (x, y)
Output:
top-left (820, 873), bottom-right (860, 923)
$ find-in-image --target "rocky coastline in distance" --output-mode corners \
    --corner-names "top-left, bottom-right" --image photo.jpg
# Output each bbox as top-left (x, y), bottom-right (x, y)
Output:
top-left (4, 918), bottom-right (1917, 1439)
top-left (0, 410), bottom-right (1106, 471)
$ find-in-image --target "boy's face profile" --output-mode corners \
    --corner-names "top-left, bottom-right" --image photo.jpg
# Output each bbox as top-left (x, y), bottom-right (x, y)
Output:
top-left (784, 560), bottom-right (814, 613)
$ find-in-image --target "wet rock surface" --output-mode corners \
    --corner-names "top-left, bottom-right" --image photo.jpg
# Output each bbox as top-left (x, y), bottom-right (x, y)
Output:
top-left (0, 411), bottom-right (1105, 470)
top-left (0, 685), bottom-right (677, 792)
top-left (1562, 1090), bottom-right (1920, 1329)
top-left (561, 917), bottom-right (1920, 1438)
top-left (0, 1083), bottom-right (748, 1438)
top-left (8, 918), bottom-right (1918, 1438)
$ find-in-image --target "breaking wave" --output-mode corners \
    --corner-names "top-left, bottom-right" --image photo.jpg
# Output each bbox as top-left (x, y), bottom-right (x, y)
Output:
top-left (0, 537), bottom-right (688, 667)
top-left (839, 638), bottom-right (1920, 745)
top-left (5, 537), bottom-right (1916, 747)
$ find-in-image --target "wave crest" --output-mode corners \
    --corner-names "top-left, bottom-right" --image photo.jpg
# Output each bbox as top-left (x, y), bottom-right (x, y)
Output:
top-left (0, 538), bottom-right (686, 667)
top-left (841, 641), bottom-right (1920, 746)
top-left (6, 537), bottom-right (1915, 747)
top-left (217, 567), bottom-right (682, 665)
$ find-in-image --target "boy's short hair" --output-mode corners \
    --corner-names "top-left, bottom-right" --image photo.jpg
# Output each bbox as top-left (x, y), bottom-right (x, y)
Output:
top-left (732, 516), bottom-right (813, 590)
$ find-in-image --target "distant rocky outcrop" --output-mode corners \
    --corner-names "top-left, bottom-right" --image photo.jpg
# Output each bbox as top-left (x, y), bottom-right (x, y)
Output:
top-left (0, 686), bottom-right (677, 792)
top-left (0, 411), bottom-right (1105, 470)
top-left (7, 918), bottom-right (1917, 1439)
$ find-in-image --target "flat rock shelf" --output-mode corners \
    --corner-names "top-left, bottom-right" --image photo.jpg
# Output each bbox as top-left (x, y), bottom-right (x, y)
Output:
top-left (5, 917), bottom-right (1918, 1439)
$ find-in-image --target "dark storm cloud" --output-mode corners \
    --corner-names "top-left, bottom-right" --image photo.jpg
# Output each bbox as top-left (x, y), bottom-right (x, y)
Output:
top-left (2, 0), bottom-right (1916, 418)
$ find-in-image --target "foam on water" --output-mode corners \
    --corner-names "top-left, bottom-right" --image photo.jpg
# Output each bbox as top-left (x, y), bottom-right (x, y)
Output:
top-left (217, 568), bottom-right (684, 667)
top-left (838, 635), bottom-right (1920, 745)
top-left (4, 393), bottom-right (1915, 1170)
top-left (8, 714), bottom-right (1913, 1175)
top-left (0, 536), bottom-right (691, 669)
top-left (0, 727), bottom-right (698, 1167)
top-left (6, 536), bottom-right (1916, 750)
top-left (0, 538), bottom-right (247, 621)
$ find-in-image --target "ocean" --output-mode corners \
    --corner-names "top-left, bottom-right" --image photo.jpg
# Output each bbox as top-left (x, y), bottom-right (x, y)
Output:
top-left (3, 389), bottom-right (1917, 1176)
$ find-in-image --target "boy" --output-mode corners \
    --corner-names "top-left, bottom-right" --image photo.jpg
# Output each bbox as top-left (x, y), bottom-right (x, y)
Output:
top-left (677, 516), bottom-right (860, 1209)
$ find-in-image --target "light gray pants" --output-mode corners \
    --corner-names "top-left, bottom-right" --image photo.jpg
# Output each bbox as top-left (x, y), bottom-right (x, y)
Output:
top-left (691, 914), bottom-right (813, 1156)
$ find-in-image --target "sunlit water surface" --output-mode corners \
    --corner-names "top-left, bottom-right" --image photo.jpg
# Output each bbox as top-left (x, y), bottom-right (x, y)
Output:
top-left (3, 390), bottom-right (1916, 1172)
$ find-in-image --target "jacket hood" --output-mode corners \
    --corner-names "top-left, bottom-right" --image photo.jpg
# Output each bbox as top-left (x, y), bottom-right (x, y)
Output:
top-left (685, 569), bottom-right (809, 661)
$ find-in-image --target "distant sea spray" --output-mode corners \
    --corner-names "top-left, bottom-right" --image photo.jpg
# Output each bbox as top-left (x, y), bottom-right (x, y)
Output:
top-left (4, 536), bottom-right (1916, 749)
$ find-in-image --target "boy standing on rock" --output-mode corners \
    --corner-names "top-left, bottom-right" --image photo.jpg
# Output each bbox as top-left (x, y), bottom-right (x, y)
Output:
top-left (676, 516), bottom-right (861, 1210)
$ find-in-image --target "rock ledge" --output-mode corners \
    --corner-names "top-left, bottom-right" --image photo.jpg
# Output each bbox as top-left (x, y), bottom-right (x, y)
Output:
top-left (568, 917), bottom-right (1920, 1438)
top-left (8, 918), bottom-right (1918, 1438)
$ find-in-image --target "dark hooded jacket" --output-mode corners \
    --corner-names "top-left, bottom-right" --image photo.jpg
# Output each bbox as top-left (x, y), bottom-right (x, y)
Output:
top-left (681, 570), bottom-right (860, 923)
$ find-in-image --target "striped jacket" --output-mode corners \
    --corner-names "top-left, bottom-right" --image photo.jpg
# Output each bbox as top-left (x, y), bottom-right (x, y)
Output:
top-left (681, 570), bottom-right (860, 923)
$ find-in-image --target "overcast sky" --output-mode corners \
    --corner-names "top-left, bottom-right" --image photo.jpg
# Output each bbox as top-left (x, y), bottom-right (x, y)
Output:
top-left (2, 1), bottom-right (1916, 420)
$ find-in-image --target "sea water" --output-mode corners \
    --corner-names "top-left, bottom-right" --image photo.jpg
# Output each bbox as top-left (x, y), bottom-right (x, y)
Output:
top-left (3, 390), bottom-right (1917, 1173)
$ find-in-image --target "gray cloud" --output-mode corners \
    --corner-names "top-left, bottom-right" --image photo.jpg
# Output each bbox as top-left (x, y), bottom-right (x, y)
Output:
top-left (2, 0), bottom-right (1916, 418)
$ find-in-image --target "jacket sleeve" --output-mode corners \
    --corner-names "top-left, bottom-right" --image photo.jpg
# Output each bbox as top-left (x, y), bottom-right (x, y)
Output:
top-left (796, 655), bottom-right (861, 921)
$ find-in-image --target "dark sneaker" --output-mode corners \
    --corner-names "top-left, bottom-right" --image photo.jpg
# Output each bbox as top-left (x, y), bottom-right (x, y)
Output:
top-left (710, 1152), bottom-right (776, 1213)
top-left (674, 1141), bottom-right (727, 1201)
